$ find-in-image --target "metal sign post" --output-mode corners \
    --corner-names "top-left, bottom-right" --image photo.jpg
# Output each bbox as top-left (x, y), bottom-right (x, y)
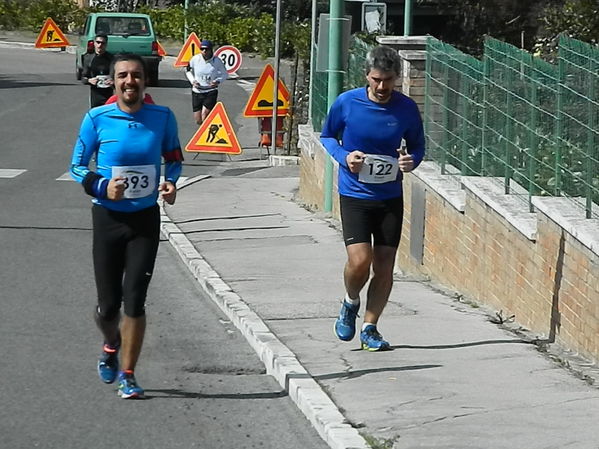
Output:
top-left (271, 0), bottom-right (282, 155)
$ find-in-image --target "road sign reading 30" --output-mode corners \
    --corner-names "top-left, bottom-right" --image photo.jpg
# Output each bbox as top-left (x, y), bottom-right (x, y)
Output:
top-left (214, 45), bottom-right (242, 75)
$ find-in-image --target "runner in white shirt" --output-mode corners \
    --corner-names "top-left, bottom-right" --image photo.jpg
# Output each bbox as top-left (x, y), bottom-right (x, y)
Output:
top-left (185, 39), bottom-right (228, 125)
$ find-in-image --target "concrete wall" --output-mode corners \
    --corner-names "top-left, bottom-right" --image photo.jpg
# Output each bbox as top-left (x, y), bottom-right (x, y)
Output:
top-left (298, 36), bottom-right (599, 364)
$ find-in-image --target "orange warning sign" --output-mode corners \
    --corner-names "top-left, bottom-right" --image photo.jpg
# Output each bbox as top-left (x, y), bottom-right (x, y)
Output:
top-left (35, 18), bottom-right (70, 48)
top-left (156, 41), bottom-right (167, 57)
top-left (173, 32), bottom-right (202, 67)
top-left (243, 64), bottom-right (290, 117)
top-left (185, 102), bottom-right (242, 154)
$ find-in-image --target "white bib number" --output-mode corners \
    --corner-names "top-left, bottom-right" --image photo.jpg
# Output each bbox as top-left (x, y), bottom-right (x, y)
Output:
top-left (96, 75), bottom-right (110, 88)
top-left (112, 165), bottom-right (156, 199)
top-left (358, 154), bottom-right (399, 184)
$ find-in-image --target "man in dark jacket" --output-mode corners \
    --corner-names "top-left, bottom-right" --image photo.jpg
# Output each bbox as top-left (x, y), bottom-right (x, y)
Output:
top-left (82, 33), bottom-right (114, 108)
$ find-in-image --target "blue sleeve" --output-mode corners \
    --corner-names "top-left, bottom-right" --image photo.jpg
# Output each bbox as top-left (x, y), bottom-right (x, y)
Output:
top-left (319, 97), bottom-right (349, 168)
top-left (405, 103), bottom-right (426, 169)
top-left (70, 113), bottom-right (108, 199)
top-left (162, 110), bottom-right (183, 183)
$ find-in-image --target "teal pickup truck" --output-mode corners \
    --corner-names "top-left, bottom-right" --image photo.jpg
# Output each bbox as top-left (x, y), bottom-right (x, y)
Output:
top-left (75, 12), bottom-right (162, 86)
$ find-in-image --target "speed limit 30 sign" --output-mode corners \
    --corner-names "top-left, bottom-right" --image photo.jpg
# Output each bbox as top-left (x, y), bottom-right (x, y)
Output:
top-left (214, 45), bottom-right (243, 75)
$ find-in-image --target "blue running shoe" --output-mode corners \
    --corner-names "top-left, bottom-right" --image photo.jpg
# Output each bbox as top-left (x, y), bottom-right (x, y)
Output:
top-left (117, 371), bottom-right (144, 399)
top-left (334, 300), bottom-right (360, 341)
top-left (360, 325), bottom-right (390, 351)
top-left (97, 344), bottom-right (119, 384)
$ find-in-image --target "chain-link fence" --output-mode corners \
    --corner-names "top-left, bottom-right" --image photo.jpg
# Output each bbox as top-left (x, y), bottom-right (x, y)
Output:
top-left (425, 35), bottom-right (599, 218)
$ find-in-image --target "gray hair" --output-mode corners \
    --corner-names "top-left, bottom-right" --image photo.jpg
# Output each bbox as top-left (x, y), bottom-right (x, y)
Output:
top-left (365, 46), bottom-right (401, 76)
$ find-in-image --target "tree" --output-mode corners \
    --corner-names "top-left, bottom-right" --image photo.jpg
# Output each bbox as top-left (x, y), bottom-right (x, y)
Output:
top-left (535, 0), bottom-right (599, 60)
top-left (433, 0), bottom-right (555, 55)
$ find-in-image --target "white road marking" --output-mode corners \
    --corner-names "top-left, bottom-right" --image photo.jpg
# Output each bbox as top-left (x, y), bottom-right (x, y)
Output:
top-left (237, 79), bottom-right (255, 93)
top-left (0, 169), bottom-right (26, 178)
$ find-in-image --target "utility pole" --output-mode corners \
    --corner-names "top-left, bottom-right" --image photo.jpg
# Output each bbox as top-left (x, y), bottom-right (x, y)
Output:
top-left (308, 0), bottom-right (318, 121)
top-left (404, 0), bottom-right (413, 36)
top-left (271, 0), bottom-right (282, 155)
top-left (324, 0), bottom-right (344, 212)
top-left (184, 0), bottom-right (189, 39)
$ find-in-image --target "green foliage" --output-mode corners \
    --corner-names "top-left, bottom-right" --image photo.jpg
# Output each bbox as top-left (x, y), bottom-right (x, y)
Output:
top-left (140, 5), bottom-right (185, 40)
top-left (535, 0), bottom-right (599, 61)
top-left (433, 0), bottom-right (545, 55)
top-left (142, 3), bottom-right (308, 59)
top-left (23, 0), bottom-right (86, 32)
top-left (227, 13), bottom-right (274, 56)
top-left (0, 1), bottom-right (26, 30)
top-left (281, 20), bottom-right (311, 61)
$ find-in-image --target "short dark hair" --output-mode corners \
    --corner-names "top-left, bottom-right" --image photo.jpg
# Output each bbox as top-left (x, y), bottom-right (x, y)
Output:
top-left (365, 45), bottom-right (401, 76)
top-left (110, 53), bottom-right (147, 79)
top-left (95, 33), bottom-right (108, 42)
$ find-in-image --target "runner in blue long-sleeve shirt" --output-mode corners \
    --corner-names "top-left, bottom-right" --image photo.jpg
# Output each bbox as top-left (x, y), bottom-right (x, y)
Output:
top-left (70, 54), bottom-right (183, 398)
top-left (320, 45), bottom-right (425, 351)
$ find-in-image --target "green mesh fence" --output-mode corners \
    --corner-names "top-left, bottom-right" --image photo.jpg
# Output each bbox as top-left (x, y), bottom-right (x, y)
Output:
top-left (424, 38), bottom-right (485, 176)
top-left (557, 36), bottom-right (599, 218)
top-left (310, 42), bottom-right (329, 133)
top-left (424, 35), bottom-right (599, 218)
top-left (346, 38), bottom-right (373, 90)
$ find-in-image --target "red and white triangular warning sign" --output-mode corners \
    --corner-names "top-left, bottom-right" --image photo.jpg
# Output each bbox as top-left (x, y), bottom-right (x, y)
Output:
top-left (185, 102), bottom-right (242, 154)
top-left (35, 18), bottom-right (70, 48)
top-left (156, 41), bottom-right (167, 57)
top-left (243, 64), bottom-right (290, 117)
top-left (173, 32), bottom-right (202, 67)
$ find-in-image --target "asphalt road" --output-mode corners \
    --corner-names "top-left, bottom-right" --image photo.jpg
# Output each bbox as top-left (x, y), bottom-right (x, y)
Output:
top-left (0, 46), bottom-right (328, 449)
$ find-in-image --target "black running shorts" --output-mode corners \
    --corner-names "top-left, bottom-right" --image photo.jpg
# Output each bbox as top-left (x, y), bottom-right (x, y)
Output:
top-left (192, 90), bottom-right (218, 112)
top-left (339, 195), bottom-right (404, 247)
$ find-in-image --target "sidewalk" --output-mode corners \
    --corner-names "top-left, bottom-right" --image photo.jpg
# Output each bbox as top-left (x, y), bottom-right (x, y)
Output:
top-left (161, 164), bottom-right (599, 449)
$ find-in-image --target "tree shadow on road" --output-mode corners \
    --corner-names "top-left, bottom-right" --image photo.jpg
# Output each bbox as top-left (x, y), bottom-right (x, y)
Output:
top-left (0, 75), bottom-right (74, 89)
top-left (156, 78), bottom-right (189, 88)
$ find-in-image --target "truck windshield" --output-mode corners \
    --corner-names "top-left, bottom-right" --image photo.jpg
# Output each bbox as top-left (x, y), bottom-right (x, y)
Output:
top-left (95, 18), bottom-right (150, 36)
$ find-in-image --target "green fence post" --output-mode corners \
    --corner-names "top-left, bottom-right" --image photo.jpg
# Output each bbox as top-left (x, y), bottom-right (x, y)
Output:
top-left (424, 38), bottom-right (432, 159)
top-left (528, 61), bottom-right (539, 212)
top-left (503, 49), bottom-right (514, 195)
top-left (585, 52), bottom-right (597, 218)
top-left (440, 55), bottom-right (450, 174)
top-left (555, 47), bottom-right (564, 197)
top-left (481, 51), bottom-right (490, 176)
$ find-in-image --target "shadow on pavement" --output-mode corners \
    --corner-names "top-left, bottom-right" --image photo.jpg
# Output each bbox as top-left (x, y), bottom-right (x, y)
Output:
top-left (156, 78), bottom-right (189, 88)
top-left (390, 338), bottom-right (532, 350)
top-left (0, 76), bottom-right (75, 89)
top-left (313, 364), bottom-right (443, 381)
top-left (145, 388), bottom-right (288, 400)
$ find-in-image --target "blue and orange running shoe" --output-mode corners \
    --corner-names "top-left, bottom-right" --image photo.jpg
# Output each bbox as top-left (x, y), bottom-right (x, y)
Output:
top-left (334, 300), bottom-right (360, 341)
top-left (360, 325), bottom-right (390, 351)
top-left (117, 371), bottom-right (144, 399)
top-left (97, 344), bottom-right (119, 384)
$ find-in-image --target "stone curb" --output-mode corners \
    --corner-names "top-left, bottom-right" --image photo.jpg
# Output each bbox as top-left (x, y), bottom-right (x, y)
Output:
top-left (158, 178), bottom-right (369, 449)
